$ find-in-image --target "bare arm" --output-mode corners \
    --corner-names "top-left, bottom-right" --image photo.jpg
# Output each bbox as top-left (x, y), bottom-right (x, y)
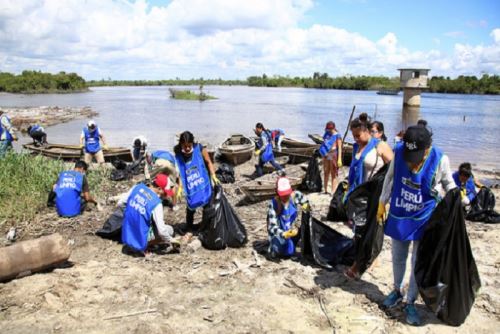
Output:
top-left (202, 147), bottom-right (216, 176)
top-left (82, 191), bottom-right (97, 205)
top-left (336, 137), bottom-right (342, 160)
top-left (99, 133), bottom-right (107, 147)
top-left (377, 141), bottom-right (394, 164)
top-left (379, 159), bottom-right (395, 205)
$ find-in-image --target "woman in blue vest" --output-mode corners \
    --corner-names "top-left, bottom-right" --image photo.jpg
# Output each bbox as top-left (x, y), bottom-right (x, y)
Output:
top-left (27, 124), bottom-right (48, 146)
top-left (270, 128), bottom-right (285, 152)
top-left (254, 123), bottom-right (284, 177)
top-left (267, 177), bottom-right (309, 258)
top-left (319, 121), bottom-right (343, 194)
top-left (0, 110), bottom-right (18, 158)
top-left (120, 173), bottom-right (178, 255)
top-left (80, 120), bottom-right (108, 164)
top-left (175, 131), bottom-right (219, 232)
top-left (452, 162), bottom-right (478, 207)
top-left (370, 121), bottom-right (388, 142)
top-left (377, 125), bottom-right (456, 326)
top-left (53, 160), bottom-right (98, 217)
top-left (346, 113), bottom-right (393, 201)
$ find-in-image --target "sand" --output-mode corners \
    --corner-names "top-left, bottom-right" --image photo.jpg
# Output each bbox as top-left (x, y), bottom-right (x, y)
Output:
top-left (0, 160), bottom-right (499, 333)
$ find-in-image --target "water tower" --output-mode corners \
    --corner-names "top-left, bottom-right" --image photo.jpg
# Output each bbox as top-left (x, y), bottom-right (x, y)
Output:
top-left (398, 68), bottom-right (430, 106)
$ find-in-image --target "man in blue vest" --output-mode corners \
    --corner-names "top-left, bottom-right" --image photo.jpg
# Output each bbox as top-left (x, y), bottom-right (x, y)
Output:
top-left (132, 135), bottom-right (148, 162)
top-left (452, 162), bottom-right (478, 208)
top-left (0, 110), bottom-right (18, 158)
top-left (254, 123), bottom-right (284, 177)
top-left (53, 160), bottom-right (98, 217)
top-left (377, 125), bottom-right (456, 326)
top-left (120, 173), bottom-right (178, 255)
top-left (27, 124), bottom-right (48, 146)
top-left (80, 120), bottom-right (108, 164)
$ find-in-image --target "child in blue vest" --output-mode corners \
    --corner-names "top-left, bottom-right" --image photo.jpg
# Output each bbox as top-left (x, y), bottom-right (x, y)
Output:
top-left (267, 177), bottom-right (309, 258)
top-left (254, 123), bottom-right (284, 177)
top-left (53, 160), bottom-right (98, 217)
top-left (120, 173), bottom-right (178, 255)
top-left (377, 125), bottom-right (456, 326)
top-left (0, 110), bottom-right (18, 158)
top-left (452, 162), bottom-right (478, 207)
top-left (175, 131), bottom-right (219, 233)
top-left (319, 121), bottom-right (343, 194)
top-left (27, 124), bottom-right (48, 146)
top-left (80, 120), bottom-right (108, 164)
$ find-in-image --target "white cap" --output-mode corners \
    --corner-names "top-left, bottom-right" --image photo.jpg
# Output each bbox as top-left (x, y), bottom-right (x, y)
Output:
top-left (87, 120), bottom-right (96, 128)
top-left (276, 177), bottom-right (293, 196)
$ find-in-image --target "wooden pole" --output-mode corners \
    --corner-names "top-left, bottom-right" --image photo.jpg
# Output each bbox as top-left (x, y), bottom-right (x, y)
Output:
top-left (0, 233), bottom-right (71, 282)
top-left (342, 105), bottom-right (356, 144)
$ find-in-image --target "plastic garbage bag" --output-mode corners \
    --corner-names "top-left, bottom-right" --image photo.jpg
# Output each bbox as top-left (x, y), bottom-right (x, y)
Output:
top-left (199, 185), bottom-right (247, 250)
top-left (96, 206), bottom-right (124, 241)
top-left (301, 156), bottom-right (322, 192)
top-left (466, 187), bottom-right (500, 224)
top-left (415, 188), bottom-right (481, 326)
top-left (301, 211), bottom-right (355, 268)
top-left (327, 180), bottom-right (348, 221)
top-left (215, 163), bottom-right (235, 184)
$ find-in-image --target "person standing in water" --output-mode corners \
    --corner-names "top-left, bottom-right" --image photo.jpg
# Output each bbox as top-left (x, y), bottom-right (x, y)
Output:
top-left (318, 121), bottom-right (342, 194)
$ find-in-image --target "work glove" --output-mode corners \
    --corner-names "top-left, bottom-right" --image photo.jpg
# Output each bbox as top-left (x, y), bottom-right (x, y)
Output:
top-left (211, 174), bottom-right (220, 186)
top-left (254, 149), bottom-right (261, 156)
top-left (12, 134), bottom-right (18, 141)
top-left (282, 228), bottom-right (298, 239)
top-left (301, 202), bottom-right (310, 212)
top-left (176, 184), bottom-right (184, 200)
top-left (79, 144), bottom-right (84, 149)
top-left (460, 188), bottom-right (467, 199)
top-left (103, 145), bottom-right (109, 150)
top-left (376, 202), bottom-right (386, 225)
top-left (337, 157), bottom-right (343, 168)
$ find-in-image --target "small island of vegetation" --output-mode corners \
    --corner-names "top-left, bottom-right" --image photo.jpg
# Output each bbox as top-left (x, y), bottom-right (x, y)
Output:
top-left (0, 70), bottom-right (88, 94)
top-left (168, 86), bottom-right (216, 101)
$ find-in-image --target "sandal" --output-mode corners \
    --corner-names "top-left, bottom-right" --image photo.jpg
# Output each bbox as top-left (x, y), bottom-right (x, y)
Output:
top-left (343, 267), bottom-right (360, 280)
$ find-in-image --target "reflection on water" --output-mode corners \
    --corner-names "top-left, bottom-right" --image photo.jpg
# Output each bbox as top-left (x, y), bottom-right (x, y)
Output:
top-left (1, 86), bottom-right (499, 170)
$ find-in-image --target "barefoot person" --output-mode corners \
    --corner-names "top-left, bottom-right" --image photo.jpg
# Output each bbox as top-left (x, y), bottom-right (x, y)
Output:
top-left (254, 123), bottom-right (284, 177)
top-left (267, 177), bottom-right (309, 258)
top-left (319, 121), bottom-right (342, 194)
top-left (377, 125), bottom-right (456, 326)
top-left (80, 120), bottom-right (108, 164)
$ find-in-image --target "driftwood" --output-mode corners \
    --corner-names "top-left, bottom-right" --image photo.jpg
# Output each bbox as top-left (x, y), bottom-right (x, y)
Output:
top-left (0, 233), bottom-right (71, 282)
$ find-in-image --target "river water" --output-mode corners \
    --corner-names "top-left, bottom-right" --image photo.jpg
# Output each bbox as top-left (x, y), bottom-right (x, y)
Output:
top-left (1, 86), bottom-right (499, 170)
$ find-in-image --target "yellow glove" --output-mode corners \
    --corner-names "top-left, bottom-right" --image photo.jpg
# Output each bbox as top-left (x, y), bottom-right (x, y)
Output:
top-left (337, 157), bottom-right (343, 168)
top-left (12, 134), bottom-right (18, 141)
top-left (301, 202), bottom-right (310, 212)
top-left (282, 228), bottom-right (299, 239)
top-left (460, 188), bottom-right (467, 199)
top-left (255, 149), bottom-right (261, 156)
top-left (176, 184), bottom-right (183, 200)
top-left (376, 202), bottom-right (386, 225)
top-left (211, 174), bottom-right (220, 185)
top-left (103, 145), bottom-right (109, 150)
top-left (79, 144), bottom-right (84, 149)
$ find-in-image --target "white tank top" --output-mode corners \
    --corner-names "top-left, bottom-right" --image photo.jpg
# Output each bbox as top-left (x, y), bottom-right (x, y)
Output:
top-left (355, 146), bottom-right (384, 182)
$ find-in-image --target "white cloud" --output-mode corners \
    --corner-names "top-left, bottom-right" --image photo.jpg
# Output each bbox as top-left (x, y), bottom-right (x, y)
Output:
top-left (0, 0), bottom-right (498, 79)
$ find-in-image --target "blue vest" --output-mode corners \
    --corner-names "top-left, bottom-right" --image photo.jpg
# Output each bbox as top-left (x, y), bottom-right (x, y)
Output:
top-left (83, 127), bottom-right (101, 153)
top-left (0, 115), bottom-right (13, 142)
top-left (345, 137), bottom-right (380, 200)
top-left (452, 172), bottom-right (477, 203)
top-left (257, 130), bottom-right (274, 163)
top-left (151, 150), bottom-right (176, 164)
top-left (121, 183), bottom-right (161, 251)
top-left (319, 132), bottom-right (339, 157)
top-left (176, 144), bottom-right (212, 210)
top-left (29, 124), bottom-right (43, 136)
top-left (385, 145), bottom-right (443, 241)
top-left (55, 170), bottom-right (84, 217)
top-left (270, 198), bottom-right (298, 256)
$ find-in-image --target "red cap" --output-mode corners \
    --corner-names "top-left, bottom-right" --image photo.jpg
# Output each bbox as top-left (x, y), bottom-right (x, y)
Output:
top-left (276, 177), bottom-right (293, 197)
top-left (154, 173), bottom-right (171, 196)
top-left (325, 121), bottom-right (335, 130)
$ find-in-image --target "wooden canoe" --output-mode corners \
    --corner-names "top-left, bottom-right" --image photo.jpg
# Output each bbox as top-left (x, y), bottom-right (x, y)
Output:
top-left (308, 133), bottom-right (324, 145)
top-left (240, 164), bottom-right (306, 201)
top-left (22, 143), bottom-right (133, 162)
top-left (281, 137), bottom-right (319, 149)
top-left (219, 134), bottom-right (255, 165)
top-left (262, 156), bottom-right (289, 173)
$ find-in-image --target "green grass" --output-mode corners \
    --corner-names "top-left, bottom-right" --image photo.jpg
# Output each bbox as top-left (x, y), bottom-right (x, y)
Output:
top-left (168, 88), bottom-right (216, 101)
top-left (0, 152), bottom-right (110, 222)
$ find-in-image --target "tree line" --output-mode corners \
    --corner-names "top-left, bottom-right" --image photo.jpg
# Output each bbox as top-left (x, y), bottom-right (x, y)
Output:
top-left (0, 71), bottom-right (87, 93)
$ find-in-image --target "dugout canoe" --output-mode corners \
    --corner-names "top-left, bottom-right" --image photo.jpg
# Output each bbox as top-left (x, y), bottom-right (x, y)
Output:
top-left (218, 134), bottom-right (255, 165)
top-left (281, 137), bottom-right (319, 149)
top-left (22, 143), bottom-right (133, 162)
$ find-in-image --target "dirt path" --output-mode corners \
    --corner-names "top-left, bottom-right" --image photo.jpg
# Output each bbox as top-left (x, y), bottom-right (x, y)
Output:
top-left (0, 161), bottom-right (499, 333)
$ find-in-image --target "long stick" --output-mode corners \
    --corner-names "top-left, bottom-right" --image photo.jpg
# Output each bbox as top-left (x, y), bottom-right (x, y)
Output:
top-left (103, 309), bottom-right (158, 320)
top-left (342, 105), bottom-right (356, 144)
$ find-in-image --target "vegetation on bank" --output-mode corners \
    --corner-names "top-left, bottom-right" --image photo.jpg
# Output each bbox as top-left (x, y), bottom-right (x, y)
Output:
top-left (168, 87), bottom-right (216, 101)
top-left (88, 78), bottom-right (246, 87)
top-left (0, 152), bottom-right (110, 222)
top-left (0, 71), bottom-right (88, 93)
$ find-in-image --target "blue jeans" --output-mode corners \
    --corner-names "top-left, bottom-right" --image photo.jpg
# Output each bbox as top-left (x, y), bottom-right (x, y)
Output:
top-left (391, 238), bottom-right (420, 304)
top-left (256, 156), bottom-right (283, 177)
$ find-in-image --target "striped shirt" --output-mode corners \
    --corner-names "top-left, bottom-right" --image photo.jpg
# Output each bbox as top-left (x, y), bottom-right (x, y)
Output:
top-left (267, 190), bottom-right (309, 238)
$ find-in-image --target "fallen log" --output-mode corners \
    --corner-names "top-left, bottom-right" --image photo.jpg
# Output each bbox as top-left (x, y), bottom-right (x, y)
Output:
top-left (0, 233), bottom-right (71, 282)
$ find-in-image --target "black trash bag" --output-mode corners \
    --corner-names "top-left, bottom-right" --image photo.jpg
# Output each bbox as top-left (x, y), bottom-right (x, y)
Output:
top-left (301, 211), bottom-right (355, 268)
top-left (112, 159), bottom-right (128, 170)
top-left (96, 206), bottom-right (125, 241)
top-left (198, 185), bottom-right (247, 250)
top-left (326, 180), bottom-right (348, 221)
top-left (110, 169), bottom-right (131, 181)
top-left (47, 190), bottom-right (56, 207)
top-left (215, 163), bottom-right (235, 184)
top-left (301, 156), bottom-right (322, 192)
top-left (466, 187), bottom-right (500, 224)
top-left (415, 188), bottom-right (481, 327)
top-left (346, 164), bottom-right (388, 275)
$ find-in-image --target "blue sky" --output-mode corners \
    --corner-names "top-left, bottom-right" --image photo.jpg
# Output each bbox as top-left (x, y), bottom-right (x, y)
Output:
top-left (0, 0), bottom-right (498, 80)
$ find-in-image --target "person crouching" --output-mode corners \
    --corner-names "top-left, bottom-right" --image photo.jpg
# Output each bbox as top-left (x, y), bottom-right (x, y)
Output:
top-left (267, 177), bottom-right (309, 258)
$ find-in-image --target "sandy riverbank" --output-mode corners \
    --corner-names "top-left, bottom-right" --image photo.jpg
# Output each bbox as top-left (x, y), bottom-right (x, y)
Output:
top-left (0, 159), bottom-right (498, 333)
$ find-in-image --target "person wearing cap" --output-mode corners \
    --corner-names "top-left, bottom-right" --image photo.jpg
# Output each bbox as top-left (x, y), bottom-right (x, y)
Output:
top-left (267, 177), bottom-right (310, 258)
top-left (345, 113), bottom-right (393, 201)
top-left (0, 110), bottom-right (18, 158)
top-left (377, 124), bottom-right (456, 326)
top-left (452, 162), bottom-right (479, 207)
top-left (80, 120), bottom-right (108, 164)
top-left (254, 123), bottom-right (284, 177)
top-left (145, 149), bottom-right (180, 210)
top-left (318, 121), bottom-right (343, 194)
top-left (175, 131), bottom-right (219, 233)
top-left (27, 124), bottom-right (48, 146)
top-left (132, 135), bottom-right (148, 162)
top-left (270, 128), bottom-right (285, 152)
top-left (120, 173), bottom-right (178, 255)
top-left (52, 160), bottom-right (98, 217)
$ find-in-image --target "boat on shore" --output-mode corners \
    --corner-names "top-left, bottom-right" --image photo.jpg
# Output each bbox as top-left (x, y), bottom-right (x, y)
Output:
top-left (376, 89), bottom-right (400, 95)
top-left (307, 134), bottom-right (354, 166)
top-left (281, 137), bottom-right (319, 149)
top-left (23, 143), bottom-right (133, 162)
top-left (218, 134), bottom-right (255, 165)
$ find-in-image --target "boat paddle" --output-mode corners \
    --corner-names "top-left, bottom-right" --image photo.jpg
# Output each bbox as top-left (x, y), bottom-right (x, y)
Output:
top-left (339, 105), bottom-right (356, 180)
